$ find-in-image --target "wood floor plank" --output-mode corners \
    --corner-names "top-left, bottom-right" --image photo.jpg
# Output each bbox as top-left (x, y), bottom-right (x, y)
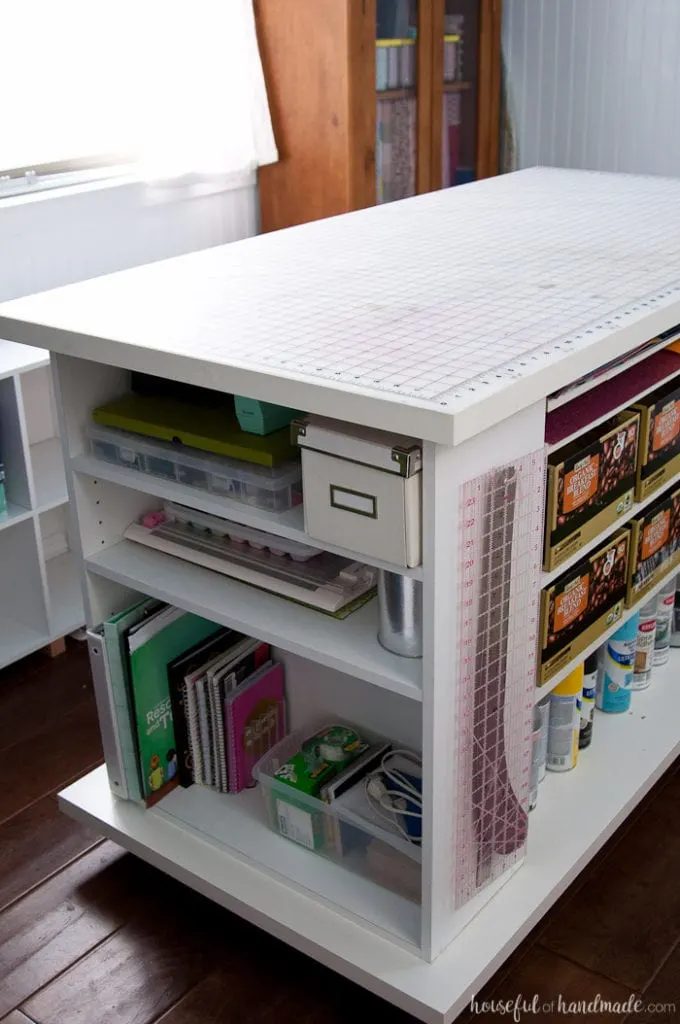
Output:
top-left (0, 843), bottom-right (160, 1018)
top-left (462, 947), bottom-right (632, 1024)
top-left (22, 882), bottom-right (226, 1024)
top-left (625, 943), bottom-right (680, 1022)
top-left (540, 769), bottom-right (680, 991)
top-left (155, 928), bottom-right (413, 1024)
top-left (0, 644), bottom-right (92, 755)
top-left (0, 791), bottom-right (102, 912)
top-left (0, 700), bottom-right (103, 825)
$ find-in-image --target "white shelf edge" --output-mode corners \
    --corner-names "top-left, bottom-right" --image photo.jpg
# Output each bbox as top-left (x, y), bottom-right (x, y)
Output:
top-left (85, 539), bottom-right (422, 702)
top-left (59, 655), bottom-right (680, 1024)
top-left (545, 334), bottom-right (677, 413)
top-left (0, 503), bottom-right (33, 532)
top-left (71, 453), bottom-right (423, 581)
top-left (535, 565), bottom-right (679, 701)
top-left (545, 359), bottom-right (680, 453)
top-left (541, 466), bottom-right (680, 588)
top-left (0, 340), bottom-right (50, 382)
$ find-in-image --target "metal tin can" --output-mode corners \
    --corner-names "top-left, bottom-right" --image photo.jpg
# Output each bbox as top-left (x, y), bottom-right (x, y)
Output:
top-left (377, 570), bottom-right (422, 658)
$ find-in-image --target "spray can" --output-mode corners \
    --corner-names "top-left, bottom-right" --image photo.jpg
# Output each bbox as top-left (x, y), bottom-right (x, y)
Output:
top-left (547, 664), bottom-right (583, 772)
top-left (535, 694), bottom-right (550, 783)
top-left (597, 614), bottom-right (638, 712)
top-left (671, 579), bottom-right (680, 648)
top-left (632, 596), bottom-right (657, 690)
top-left (579, 652), bottom-right (598, 749)
top-left (654, 577), bottom-right (676, 666)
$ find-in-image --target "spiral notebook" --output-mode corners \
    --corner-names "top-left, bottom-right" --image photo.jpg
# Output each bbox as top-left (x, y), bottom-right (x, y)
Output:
top-left (225, 661), bottom-right (285, 793)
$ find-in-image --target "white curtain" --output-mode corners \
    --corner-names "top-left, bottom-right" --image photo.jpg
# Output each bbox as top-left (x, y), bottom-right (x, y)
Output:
top-left (0, 0), bottom-right (278, 184)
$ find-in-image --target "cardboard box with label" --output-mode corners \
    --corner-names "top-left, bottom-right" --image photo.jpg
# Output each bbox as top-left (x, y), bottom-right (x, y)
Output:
top-left (539, 528), bottom-right (630, 683)
top-left (545, 411), bottom-right (640, 571)
top-left (634, 379), bottom-right (680, 501)
top-left (293, 416), bottom-right (422, 568)
top-left (627, 485), bottom-right (680, 604)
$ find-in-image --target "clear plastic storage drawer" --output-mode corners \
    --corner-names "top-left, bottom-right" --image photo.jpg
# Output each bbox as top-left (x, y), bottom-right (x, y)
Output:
top-left (87, 424), bottom-right (302, 513)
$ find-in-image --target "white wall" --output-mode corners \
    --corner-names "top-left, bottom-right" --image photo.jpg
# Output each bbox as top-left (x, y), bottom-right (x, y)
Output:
top-left (503, 0), bottom-right (680, 177)
top-left (0, 177), bottom-right (258, 303)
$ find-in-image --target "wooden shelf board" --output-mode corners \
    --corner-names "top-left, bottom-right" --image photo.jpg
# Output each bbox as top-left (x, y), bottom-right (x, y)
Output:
top-left (442, 80), bottom-right (471, 92)
top-left (377, 87), bottom-right (416, 100)
top-left (85, 540), bottom-right (422, 701)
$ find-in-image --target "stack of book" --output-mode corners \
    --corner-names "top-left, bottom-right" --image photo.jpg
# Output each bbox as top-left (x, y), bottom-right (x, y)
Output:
top-left (88, 600), bottom-right (285, 807)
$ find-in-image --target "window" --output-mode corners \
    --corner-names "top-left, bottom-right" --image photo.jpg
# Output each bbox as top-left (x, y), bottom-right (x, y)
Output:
top-left (0, 0), bottom-right (277, 195)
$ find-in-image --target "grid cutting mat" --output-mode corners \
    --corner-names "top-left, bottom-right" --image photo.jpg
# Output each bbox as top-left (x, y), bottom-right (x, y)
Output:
top-left (2, 168), bottom-right (680, 422)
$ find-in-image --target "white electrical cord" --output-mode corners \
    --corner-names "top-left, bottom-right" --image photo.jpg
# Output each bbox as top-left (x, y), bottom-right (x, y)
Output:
top-left (364, 749), bottom-right (423, 843)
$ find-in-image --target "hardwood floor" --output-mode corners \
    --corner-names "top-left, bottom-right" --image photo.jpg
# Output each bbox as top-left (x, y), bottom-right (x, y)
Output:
top-left (0, 641), bottom-right (678, 1023)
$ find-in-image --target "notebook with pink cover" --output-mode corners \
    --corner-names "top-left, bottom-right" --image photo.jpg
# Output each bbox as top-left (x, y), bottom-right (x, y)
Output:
top-left (225, 661), bottom-right (285, 793)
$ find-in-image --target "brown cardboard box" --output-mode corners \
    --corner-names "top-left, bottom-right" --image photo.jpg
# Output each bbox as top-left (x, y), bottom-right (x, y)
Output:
top-left (627, 485), bottom-right (680, 604)
top-left (539, 528), bottom-right (630, 684)
top-left (634, 379), bottom-right (680, 501)
top-left (545, 411), bottom-right (639, 571)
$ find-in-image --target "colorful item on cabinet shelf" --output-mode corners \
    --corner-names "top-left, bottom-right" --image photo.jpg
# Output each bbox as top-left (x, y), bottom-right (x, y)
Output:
top-left (633, 379), bottom-right (680, 501)
top-left (672, 580), bottom-right (680, 647)
top-left (539, 529), bottom-right (630, 684)
top-left (293, 415), bottom-right (422, 568)
top-left (92, 393), bottom-right (297, 467)
top-left (632, 596), bottom-right (657, 690)
top-left (375, 39), bottom-right (416, 92)
top-left (626, 485), bottom-right (680, 604)
top-left (472, 465), bottom-right (527, 878)
top-left (88, 424), bottom-right (302, 514)
top-left (233, 397), bottom-right (302, 437)
top-left (377, 570), bottom-right (422, 658)
top-left (596, 614), bottom-right (639, 713)
top-left (126, 606), bottom-right (222, 806)
top-left (124, 501), bottom-right (377, 617)
top-left (653, 577), bottom-right (676, 666)
top-left (544, 410), bottom-right (639, 571)
top-left (269, 725), bottom-right (370, 850)
top-left (579, 652), bottom-right (598, 749)
top-left (547, 664), bottom-right (583, 772)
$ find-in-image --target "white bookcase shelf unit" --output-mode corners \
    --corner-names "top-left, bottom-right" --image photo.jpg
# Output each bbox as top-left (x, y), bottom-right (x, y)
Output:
top-left (2, 167), bottom-right (680, 1023)
top-left (0, 340), bottom-right (83, 669)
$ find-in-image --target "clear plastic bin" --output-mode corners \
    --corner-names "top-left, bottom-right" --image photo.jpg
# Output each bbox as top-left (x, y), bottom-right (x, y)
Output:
top-left (253, 723), bottom-right (422, 903)
top-left (87, 423), bottom-right (302, 514)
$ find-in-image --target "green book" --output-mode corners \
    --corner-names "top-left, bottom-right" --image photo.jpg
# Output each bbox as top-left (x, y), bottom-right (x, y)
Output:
top-left (127, 607), bottom-right (220, 805)
top-left (103, 597), bottom-right (163, 803)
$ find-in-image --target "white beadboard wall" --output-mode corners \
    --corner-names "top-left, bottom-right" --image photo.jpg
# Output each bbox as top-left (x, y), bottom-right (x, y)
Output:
top-left (0, 177), bottom-right (258, 304)
top-left (503, 0), bottom-right (680, 177)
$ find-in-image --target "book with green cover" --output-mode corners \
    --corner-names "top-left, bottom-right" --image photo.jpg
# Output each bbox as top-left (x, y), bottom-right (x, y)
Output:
top-left (127, 607), bottom-right (221, 806)
top-left (103, 597), bottom-right (164, 803)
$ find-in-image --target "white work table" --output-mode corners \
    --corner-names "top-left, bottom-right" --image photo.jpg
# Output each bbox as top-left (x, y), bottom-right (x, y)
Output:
top-left (2, 168), bottom-right (680, 444)
top-left (2, 168), bottom-right (680, 1024)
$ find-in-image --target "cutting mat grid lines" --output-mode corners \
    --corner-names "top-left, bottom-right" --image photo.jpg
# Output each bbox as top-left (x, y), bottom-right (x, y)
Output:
top-left (454, 451), bottom-right (545, 907)
top-left (4, 169), bottom-right (680, 420)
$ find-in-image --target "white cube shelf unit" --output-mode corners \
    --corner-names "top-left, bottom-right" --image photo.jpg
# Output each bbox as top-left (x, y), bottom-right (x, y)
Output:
top-left (0, 340), bottom-right (83, 669)
top-left (1, 167), bottom-right (680, 1022)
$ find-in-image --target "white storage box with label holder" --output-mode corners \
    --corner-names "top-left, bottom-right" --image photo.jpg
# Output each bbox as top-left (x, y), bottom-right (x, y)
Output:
top-left (293, 416), bottom-right (422, 568)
